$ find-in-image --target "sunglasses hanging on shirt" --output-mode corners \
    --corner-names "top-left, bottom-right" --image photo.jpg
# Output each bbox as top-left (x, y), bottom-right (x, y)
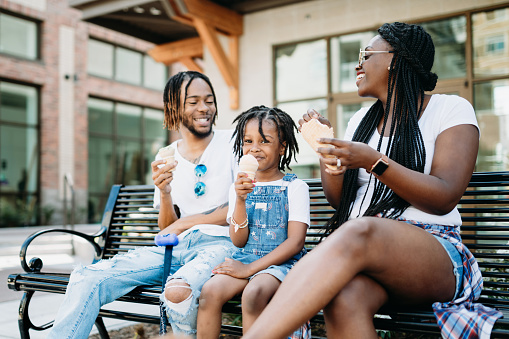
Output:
top-left (194, 164), bottom-right (207, 197)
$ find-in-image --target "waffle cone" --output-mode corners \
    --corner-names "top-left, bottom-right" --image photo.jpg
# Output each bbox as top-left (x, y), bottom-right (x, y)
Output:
top-left (301, 118), bottom-right (337, 170)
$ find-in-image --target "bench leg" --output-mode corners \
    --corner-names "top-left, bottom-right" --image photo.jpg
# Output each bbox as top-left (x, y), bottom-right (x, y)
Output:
top-left (95, 317), bottom-right (110, 339)
top-left (18, 291), bottom-right (34, 339)
top-left (18, 290), bottom-right (54, 338)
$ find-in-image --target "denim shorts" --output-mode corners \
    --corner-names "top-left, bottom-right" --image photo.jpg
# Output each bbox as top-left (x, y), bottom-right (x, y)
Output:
top-left (433, 234), bottom-right (463, 300)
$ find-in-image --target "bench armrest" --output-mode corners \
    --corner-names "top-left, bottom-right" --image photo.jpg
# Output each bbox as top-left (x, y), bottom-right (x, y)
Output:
top-left (19, 226), bottom-right (107, 273)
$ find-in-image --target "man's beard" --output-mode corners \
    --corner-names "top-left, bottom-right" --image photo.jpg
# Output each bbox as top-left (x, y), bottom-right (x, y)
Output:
top-left (183, 116), bottom-right (214, 138)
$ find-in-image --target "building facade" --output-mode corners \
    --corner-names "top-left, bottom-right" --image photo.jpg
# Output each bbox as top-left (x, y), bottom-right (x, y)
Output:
top-left (0, 0), bottom-right (169, 225)
top-left (0, 0), bottom-right (508, 226)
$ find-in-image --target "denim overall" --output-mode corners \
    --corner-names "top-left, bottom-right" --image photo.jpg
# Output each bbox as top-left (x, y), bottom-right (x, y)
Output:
top-left (231, 173), bottom-right (306, 281)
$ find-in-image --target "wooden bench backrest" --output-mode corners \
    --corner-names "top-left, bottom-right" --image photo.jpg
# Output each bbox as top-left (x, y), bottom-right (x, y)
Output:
top-left (100, 173), bottom-right (509, 312)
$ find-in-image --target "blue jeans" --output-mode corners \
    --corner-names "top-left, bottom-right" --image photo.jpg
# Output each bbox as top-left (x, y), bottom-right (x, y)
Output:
top-left (48, 230), bottom-right (233, 339)
top-left (433, 234), bottom-right (463, 300)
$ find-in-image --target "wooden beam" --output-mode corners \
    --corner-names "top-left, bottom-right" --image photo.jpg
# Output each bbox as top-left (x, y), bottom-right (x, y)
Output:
top-left (165, 0), bottom-right (241, 109)
top-left (178, 0), bottom-right (243, 36)
top-left (193, 17), bottom-right (239, 109)
top-left (228, 35), bottom-right (239, 109)
top-left (193, 17), bottom-right (237, 89)
top-left (180, 57), bottom-right (203, 72)
top-left (147, 37), bottom-right (203, 65)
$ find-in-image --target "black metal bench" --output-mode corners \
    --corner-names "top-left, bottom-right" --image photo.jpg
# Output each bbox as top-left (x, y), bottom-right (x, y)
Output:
top-left (7, 172), bottom-right (509, 338)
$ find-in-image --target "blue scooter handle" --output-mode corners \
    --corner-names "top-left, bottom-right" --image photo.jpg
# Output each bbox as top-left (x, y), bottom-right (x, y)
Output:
top-left (154, 233), bottom-right (179, 247)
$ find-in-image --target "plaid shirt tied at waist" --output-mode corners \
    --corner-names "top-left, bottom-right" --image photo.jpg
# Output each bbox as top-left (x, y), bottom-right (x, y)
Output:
top-left (398, 218), bottom-right (503, 339)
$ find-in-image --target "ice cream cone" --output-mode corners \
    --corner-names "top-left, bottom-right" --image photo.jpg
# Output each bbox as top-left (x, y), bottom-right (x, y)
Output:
top-left (239, 154), bottom-right (259, 180)
top-left (158, 145), bottom-right (176, 171)
top-left (300, 118), bottom-right (337, 170)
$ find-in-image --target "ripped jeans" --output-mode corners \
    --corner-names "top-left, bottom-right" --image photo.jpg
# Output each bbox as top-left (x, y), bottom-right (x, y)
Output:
top-left (48, 230), bottom-right (233, 339)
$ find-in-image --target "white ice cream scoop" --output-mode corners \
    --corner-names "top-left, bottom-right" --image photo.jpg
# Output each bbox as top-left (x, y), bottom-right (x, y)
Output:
top-left (239, 154), bottom-right (259, 180)
top-left (158, 145), bottom-right (176, 171)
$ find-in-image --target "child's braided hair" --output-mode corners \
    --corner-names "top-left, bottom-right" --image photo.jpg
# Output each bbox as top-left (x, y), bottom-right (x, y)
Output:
top-left (232, 105), bottom-right (299, 171)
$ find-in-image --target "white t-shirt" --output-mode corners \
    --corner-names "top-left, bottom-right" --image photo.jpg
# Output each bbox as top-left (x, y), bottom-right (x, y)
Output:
top-left (226, 177), bottom-right (311, 227)
top-left (346, 94), bottom-right (479, 226)
top-left (153, 130), bottom-right (238, 238)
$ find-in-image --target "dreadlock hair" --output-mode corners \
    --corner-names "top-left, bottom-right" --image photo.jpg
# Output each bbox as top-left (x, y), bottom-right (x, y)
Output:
top-left (162, 71), bottom-right (218, 131)
top-left (324, 22), bottom-right (438, 237)
top-left (232, 105), bottom-right (299, 171)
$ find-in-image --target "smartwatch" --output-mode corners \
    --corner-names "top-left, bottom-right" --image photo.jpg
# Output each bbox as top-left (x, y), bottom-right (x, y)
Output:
top-left (368, 154), bottom-right (389, 176)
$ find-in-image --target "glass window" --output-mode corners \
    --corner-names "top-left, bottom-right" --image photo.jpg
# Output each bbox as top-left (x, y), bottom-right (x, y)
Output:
top-left (88, 136), bottom-right (114, 193)
top-left (0, 82), bottom-right (39, 226)
top-left (144, 55), bottom-right (167, 90)
top-left (116, 139), bottom-right (142, 185)
top-left (336, 101), bottom-right (375, 139)
top-left (88, 135), bottom-right (114, 224)
top-left (474, 79), bottom-right (509, 172)
top-left (0, 124), bottom-right (38, 194)
top-left (473, 8), bottom-right (509, 78)
top-left (87, 39), bottom-right (114, 78)
top-left (0, 82), bottom-right (37, 125)
top-left (420, 16), bottom-right (467, 80)
top-left (87, 39), bottom-right (167, 89)
top-left (144, 108), bottom-right (166, 185)
top-left (88, 98), bottom-right (113, 135)
top-left (331, 32), bottom-right (376, 93)
top-left (0, 13), bottom-right (37, 59)
top-left (117, 103), bottom-right (142, 138)
top-left (144, 108), bottom-right (165, 139)
top-left (275, 40), bottom-right (327, 102)
top-left (115, 47), bottom-right (142, 85)
top-left (88, 98), bottom-right (167, 222)
top-left (277, 99), bottom-right (327, 169)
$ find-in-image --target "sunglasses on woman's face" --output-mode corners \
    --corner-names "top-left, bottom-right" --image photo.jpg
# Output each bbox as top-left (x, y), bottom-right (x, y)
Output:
top-left (358, 49), bottom-right (394, 67)
top-left (194, 164), bottom-right (207, 197)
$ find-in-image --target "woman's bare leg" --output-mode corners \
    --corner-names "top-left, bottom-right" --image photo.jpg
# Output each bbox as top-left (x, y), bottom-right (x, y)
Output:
top-left (241, 273), bottom-right (280, 332)
top-left (243, 217), bottom-right (456, 339)
top-left (196, 274), bottom-right (248, 339)
top-left (324, 274), bottom-right (388, 338)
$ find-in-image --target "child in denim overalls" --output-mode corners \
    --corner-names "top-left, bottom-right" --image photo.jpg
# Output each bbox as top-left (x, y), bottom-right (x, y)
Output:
top-left (197, 106), bottom-right (311, 338)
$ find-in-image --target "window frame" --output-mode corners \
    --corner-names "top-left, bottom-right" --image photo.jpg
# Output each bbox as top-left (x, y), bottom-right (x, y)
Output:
top-left (0, 10), bottom-right (41, 61)
top-left (273, 3), bottom-right (509, 175)
top-left (87, 38), bottom-right (168, 89)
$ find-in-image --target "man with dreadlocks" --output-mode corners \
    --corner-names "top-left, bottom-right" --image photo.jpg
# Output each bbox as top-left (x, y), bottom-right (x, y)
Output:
top-left (242, 22), bottom-right (503, 339)
top-left (49, 71), bottom-right (237, 338)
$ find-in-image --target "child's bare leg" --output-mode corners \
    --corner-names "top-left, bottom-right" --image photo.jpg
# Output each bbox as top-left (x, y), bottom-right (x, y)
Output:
top-left (197, 274), bottom-right (248, 339)
top-left (241, 273), bottom-right (280, 332)
top-left (324, 274), bottom-right (388, 339)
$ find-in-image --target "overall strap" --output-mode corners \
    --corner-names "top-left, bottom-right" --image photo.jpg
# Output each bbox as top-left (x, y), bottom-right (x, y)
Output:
top-left (281, 173), bottom-right (297, 190)
top-left (282, 173), bottom-right (297, 182)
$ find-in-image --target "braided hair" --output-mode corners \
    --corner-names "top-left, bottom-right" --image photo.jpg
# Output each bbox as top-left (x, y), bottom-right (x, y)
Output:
top-left (324, 22), bottom-right (438, 236)
top-left (232, 105), bottom-right (299, 171)
top-left (162, 71), bottom-right (218, 131)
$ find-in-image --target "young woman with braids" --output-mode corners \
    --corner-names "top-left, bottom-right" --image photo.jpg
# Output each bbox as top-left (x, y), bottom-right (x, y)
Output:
top-left (243, 22), bottom-right (502, 339)
top-left (196, 106), bottom-right (311, 338)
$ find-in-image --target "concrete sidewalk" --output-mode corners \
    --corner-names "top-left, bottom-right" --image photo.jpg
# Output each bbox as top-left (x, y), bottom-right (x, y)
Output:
top-left (0, 224), bottom-right (158, 339)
